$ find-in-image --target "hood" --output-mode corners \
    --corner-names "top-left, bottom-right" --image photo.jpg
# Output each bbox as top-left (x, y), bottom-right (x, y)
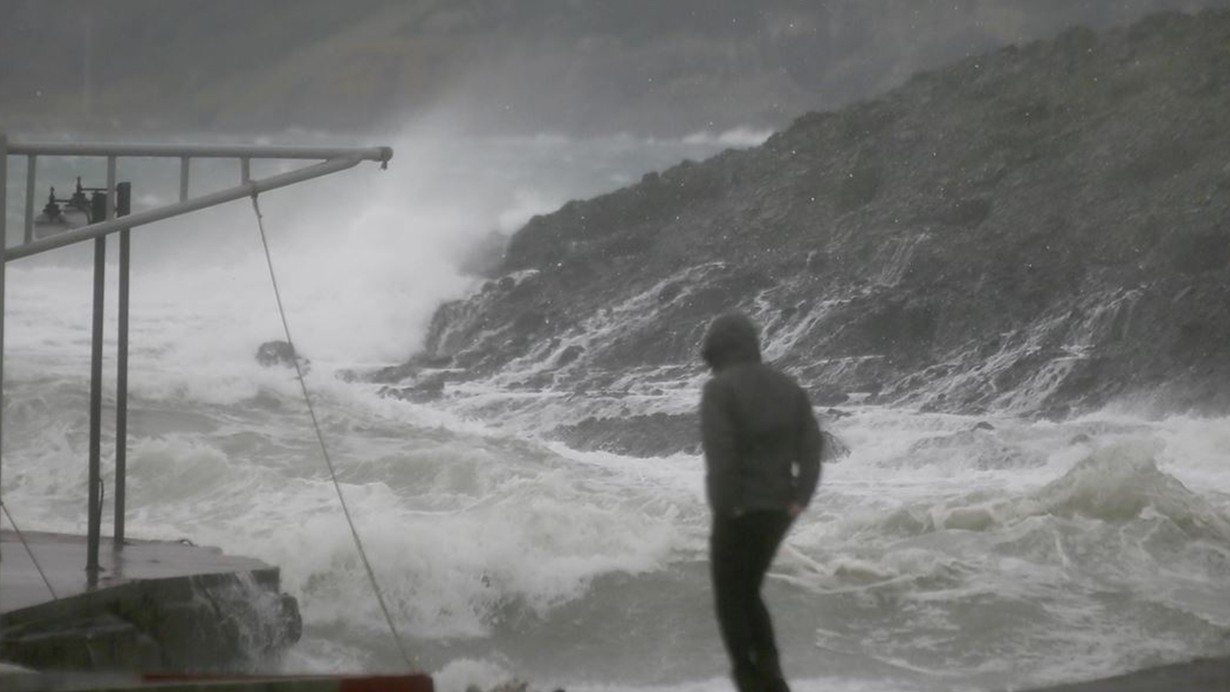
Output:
top-left (701, 312), bottom-right (762, 371)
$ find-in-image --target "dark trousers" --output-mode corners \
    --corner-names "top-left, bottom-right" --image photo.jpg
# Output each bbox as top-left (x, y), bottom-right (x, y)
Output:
top-left (710, 510), bottom-right (794, 692)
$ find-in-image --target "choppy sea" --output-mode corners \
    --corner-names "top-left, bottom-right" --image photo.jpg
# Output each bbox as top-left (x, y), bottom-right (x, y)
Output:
top-left (3, 127), bottom-right (1229, 692)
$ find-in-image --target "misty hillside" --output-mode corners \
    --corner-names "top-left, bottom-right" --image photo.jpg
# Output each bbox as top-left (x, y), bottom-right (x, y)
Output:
top-left (370, 8), bottom-right (1230, 456)
top-left (3, 0), bottom-right (1227, 135)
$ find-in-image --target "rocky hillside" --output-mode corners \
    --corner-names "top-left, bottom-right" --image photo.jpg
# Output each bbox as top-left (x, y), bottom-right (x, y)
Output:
top-left (375, 9), bottom-right (1230, 452)
top-left (4, 1), bottom-right (1226, 135)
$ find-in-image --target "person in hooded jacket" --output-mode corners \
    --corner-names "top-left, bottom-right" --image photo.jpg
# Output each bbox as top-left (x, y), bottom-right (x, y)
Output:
top-left (699, 313), bottom-right (823, 692)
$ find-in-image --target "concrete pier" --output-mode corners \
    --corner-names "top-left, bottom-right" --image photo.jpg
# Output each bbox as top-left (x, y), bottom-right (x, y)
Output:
top-left (0, 531), bottom-right (301, 673)
top-left (0, 667), bottom-right (434, 692)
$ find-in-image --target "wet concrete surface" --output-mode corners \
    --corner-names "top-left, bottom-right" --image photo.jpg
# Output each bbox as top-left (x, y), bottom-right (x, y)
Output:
top-left (0, 530), bottom-right (273, 615)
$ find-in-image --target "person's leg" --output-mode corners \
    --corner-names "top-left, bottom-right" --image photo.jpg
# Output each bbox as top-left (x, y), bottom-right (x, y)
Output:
top-left (711, 514), bottom-right (762, 692)
top-left (743, 512), bottom-right (794, 692)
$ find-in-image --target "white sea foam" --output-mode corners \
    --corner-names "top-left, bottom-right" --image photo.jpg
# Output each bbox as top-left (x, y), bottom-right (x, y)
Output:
top-left (681, 126), bottom-right (776, 148)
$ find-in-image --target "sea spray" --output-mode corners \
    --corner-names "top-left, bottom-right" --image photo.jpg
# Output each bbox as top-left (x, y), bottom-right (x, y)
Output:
top-left (3, 132), bottom-right (1229, 691)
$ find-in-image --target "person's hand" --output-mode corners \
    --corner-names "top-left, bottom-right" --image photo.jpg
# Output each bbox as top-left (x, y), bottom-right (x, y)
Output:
top-left (787, 503), bottom-right (804, 519)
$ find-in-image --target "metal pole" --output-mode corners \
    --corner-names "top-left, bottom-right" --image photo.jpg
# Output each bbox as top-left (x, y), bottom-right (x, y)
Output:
top-left (0, 137), bottom-right (395, 579)
top-left (112, 158), bottom-right (129, 552)
top-left (0, 133), bottom-right (8, 565)
top-left (7, 155), bottom-right (369, 261)
top-left (86, 232), bottom-right (105, 587)
top-left (23, 156), bottom-right (35, 245)
top-left (8, 142), bottom-right (392, 161)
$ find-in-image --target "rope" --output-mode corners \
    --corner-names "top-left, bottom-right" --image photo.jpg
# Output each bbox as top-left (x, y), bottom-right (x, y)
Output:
top-left (1, 501), bottom-right (58, 599)
top-left (249, 192), bottom-right (416, 670)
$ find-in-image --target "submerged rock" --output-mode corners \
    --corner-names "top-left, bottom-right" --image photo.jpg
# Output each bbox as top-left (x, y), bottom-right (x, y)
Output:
top-left (822, 430), bottom-right (852, 462)
top-left (256, 340), bottom-right (300, 369)
top-left (548, 411), bottom-right (852, 462)
top-left (550, 412), bottom-right (700, 457)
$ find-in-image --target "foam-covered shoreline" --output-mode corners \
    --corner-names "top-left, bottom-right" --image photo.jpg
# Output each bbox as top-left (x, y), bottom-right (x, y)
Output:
top-left (1024, 655), bottom-right (1230, 691)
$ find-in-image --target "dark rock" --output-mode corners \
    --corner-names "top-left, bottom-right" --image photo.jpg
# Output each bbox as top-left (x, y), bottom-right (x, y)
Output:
top-left (908, 429), bottom-right (1042, 470)
top-left (384, 374), bottom-right (451, 403)
top-left (551, 412), bottom-right (700, 457)
top-left (1038, 405), bottom-right (1073, 422)
top-left (821, 430), bottom-right (851, 462)
top-left (657, 282), bottom-right (684, 304)
top-left (255, 340), bottom-right (298, 368)
top-left (810, 387), bottom-right (850, 407)
top-left (836, 164), bottom-right (883, 212)
top-left (556, 344), bottom-right (585, 366)
top-left (935, 198), bottom-right (993, 228)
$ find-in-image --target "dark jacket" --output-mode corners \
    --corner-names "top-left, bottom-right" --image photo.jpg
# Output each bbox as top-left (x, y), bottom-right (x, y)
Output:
top-left (700, 313), bottom-right (823, 514)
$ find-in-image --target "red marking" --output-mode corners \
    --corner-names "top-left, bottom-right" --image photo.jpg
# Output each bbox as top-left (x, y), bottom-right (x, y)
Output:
top-left (142, 672), bottom-right (433, 692)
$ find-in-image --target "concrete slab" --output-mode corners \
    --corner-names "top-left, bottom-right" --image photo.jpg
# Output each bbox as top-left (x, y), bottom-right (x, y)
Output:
top-left (0, 671), bottom-right (433, 692)
top-left (0, 531), bottom-right (299, 673)
top-left (0, 531), bottom-right (274, 616)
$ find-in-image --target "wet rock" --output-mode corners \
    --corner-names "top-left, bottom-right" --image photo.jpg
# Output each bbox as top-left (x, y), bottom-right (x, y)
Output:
top-left (551, 412), bottom-right (700, 457)
top-left (467, 681), bottom-right (531, 692)
top-left (255, 340), bottom-right (298, 368)
top-left (810, 386), bottom-right (850, 407)
top-left (908, 429), bottom-right (1044, 470)
top-left (384, 11), bottom-right (1230, 419)
top-left (556, 344), bottom-right (585, 366)
top-left (821, 430), bottom-right (851, 462)
top-left (382, 375), bottom-right (449, 403)
top-left (255, 340), bottom-right (311, 375)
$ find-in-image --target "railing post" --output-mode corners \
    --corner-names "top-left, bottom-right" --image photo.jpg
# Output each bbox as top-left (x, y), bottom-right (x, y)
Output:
top-left (0, 140), bottom-right (392, 580)
top-left (86, 233), bottom-right (105, 587)
top-left (112, 156), bottom-right (129, 552)
top-left (23, 155), bottom-right (36, 245)
top-left (6, 156), bottom-right (369, 261)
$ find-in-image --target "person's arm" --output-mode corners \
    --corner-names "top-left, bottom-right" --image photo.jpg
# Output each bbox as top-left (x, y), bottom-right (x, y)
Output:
top-left (701, 378), bottom-right (740, 514)
top-left (794, 387), bottom-right (823, 510)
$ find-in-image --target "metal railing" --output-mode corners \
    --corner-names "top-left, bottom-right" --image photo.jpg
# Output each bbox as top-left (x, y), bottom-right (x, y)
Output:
top-left (0, 134), bottom-right (393, 587)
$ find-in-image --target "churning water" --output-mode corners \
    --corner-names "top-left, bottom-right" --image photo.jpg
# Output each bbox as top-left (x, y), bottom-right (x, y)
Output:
top-left (2, 128), bottom-right (1229, 692)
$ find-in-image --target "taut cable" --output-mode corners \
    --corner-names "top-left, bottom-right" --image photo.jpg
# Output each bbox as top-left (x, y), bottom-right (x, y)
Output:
top-left (250, 192), bottom-right (416, 670)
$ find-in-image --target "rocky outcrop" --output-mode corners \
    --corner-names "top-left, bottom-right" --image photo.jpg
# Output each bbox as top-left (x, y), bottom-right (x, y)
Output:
top-left (256, 341), bottom-right (296, 368)
top-left (256, 340), bottom-right (310, 374)
top-left (378, 9), bottom-right (1230, 437)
